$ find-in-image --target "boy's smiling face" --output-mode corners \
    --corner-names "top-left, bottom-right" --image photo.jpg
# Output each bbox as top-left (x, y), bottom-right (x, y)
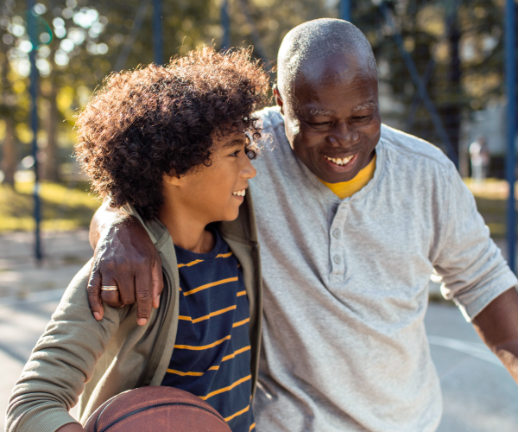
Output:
top-left (163, 131), bottom-right (256, 225)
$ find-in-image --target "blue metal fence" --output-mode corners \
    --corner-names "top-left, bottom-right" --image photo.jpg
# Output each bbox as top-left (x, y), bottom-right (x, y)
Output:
top-left (505, 0), bottom-right (516, 272)
top-left (27, 0), bottom-right (42, 263)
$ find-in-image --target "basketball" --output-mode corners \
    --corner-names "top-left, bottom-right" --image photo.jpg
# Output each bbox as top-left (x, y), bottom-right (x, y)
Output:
top-left (84, 386), bottom-right (232, 432)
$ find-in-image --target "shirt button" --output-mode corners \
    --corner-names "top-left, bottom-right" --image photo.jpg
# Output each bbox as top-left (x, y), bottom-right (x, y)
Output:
top-left (333, 255), bottom-right (341, 264)
top-left (332, 229), bottom-right (341, 239)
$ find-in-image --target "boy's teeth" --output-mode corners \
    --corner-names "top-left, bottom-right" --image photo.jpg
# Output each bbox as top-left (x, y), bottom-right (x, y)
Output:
top-left (232, 189), bottom-right (246, 197)
top-left (325, 155), bottom-right (354, 166)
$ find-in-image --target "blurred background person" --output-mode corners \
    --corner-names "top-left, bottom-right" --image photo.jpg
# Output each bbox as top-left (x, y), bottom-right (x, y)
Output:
top-left (469, 135), bottom-right (490, 183)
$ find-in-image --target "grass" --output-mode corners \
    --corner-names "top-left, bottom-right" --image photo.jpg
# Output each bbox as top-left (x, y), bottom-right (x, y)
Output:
top-left (464, 178), bottom-right (515, 239)
top-left (0, 180), bottom-right (101, 232)
top-left (0, 177), bottom-right (514, 235)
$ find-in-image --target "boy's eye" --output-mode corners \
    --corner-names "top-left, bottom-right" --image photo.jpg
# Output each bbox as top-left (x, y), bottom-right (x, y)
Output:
top-left (230, 150), bottom-right (241, 157)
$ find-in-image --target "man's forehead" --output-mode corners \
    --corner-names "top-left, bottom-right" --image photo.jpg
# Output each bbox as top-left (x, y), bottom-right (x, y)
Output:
top-left (307, 100), bottom-right (377, 116)
top-left (291, 57), bottom-right (377, 95)
top-left (292, 78), bottom-right (378, 112)
top-left (296, 53), bottom-right (360, 85)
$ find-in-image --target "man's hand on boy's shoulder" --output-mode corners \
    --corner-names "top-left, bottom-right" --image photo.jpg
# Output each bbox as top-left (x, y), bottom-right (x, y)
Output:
top-left (88, 202), bottom-right (163, 326)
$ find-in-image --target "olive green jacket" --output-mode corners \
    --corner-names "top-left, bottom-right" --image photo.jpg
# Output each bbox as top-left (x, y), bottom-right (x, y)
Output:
top-left (6, 196), bottom-right (262, 432)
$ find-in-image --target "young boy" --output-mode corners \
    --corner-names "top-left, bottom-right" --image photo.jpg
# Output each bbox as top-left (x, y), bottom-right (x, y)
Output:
top-left (6, 47), bottom-right (269, 432)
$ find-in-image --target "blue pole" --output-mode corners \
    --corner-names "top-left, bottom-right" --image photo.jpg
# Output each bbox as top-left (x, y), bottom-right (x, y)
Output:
top-left (27, 0), bottom-right (42, 262)
top-left (153, 0), bottom-right (162, 64)
top-left (340, 0), bottom-right (351, 22)
top-left (221, 0), bottom-right (230, 50)
top-left (378, 2), bottom-right (459, 167)
top-left (505, 0), bottom-right (516, 273)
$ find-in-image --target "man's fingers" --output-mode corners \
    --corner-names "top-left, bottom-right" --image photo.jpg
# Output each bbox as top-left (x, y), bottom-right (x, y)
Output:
top-left (87, 266), bottom-right (104, 321)
top-left (151, 258), bottom-right (164, 309)
top-left (100, 274), bottom-right (123, 308)
top-left (90, 213), bottom-right (161, 326)
top-left (116, 270), bottom-right (137, 306)
top-left (135, 270), bottom-right (153, 326)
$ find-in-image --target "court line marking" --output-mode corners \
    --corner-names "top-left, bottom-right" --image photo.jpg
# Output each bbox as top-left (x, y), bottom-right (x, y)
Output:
top-left (427, 335), bottom-right (503, 367)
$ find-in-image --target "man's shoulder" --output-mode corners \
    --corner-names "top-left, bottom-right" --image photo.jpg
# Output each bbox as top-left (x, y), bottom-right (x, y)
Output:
top-left (380, 124), bottom-right (454, 173)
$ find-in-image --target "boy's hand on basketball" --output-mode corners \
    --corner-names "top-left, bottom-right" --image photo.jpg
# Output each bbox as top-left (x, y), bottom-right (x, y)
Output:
top-left (88, 203), bottom-right (163, 326)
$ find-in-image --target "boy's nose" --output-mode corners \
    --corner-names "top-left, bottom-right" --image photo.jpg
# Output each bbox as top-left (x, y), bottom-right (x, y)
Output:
top-left (242, 157), bottom-right (257, 179)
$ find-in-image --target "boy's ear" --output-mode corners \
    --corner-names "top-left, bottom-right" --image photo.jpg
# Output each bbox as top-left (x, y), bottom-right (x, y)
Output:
top-left (163, 173), bottom-right (182, 186)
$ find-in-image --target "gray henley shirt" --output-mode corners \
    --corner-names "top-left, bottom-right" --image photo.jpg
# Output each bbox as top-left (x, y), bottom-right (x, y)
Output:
top-left (250, 106), bottom-right (517, 432)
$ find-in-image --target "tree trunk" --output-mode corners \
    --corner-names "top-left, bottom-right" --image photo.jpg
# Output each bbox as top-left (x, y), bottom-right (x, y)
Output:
top-left (442, 12), bottom-right (462, 161)
top-left (43, 79), bottom-right (60, 182)
top-left (0, 46), bottom-right (17, 187)
top-left (2, 117), bottom-right (16, 187)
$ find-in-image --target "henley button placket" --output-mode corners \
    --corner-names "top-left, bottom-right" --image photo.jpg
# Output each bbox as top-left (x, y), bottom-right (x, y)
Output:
top-left (329, 202), bottom-right (348, 278)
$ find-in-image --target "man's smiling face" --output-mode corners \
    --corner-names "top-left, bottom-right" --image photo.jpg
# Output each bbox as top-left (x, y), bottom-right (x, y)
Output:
top-left (275, 53), bottom-right (381, 183)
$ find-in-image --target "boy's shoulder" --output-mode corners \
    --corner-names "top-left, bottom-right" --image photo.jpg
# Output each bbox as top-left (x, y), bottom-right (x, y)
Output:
top-left (46, 259), bottom-right (127, 336)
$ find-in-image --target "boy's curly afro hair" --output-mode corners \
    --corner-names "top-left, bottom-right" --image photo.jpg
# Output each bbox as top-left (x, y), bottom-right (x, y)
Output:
top-left (75, 46), bottom-right (270, 219)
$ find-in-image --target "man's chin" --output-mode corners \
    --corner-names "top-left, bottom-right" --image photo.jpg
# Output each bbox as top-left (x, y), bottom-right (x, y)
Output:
top-left (318, 171), bottom-right (359, 184)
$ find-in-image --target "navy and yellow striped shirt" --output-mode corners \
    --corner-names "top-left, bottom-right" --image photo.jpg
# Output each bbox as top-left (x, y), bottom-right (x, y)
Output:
top-left (161, 229), bottom-right (255, 432)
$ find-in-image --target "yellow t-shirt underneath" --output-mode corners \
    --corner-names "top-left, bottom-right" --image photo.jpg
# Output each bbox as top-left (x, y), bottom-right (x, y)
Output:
top-left (319, 155), bottom-right (376, 200)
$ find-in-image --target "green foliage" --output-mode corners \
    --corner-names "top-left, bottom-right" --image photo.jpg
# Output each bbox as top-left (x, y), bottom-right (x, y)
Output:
top-left (0, 180), bottom-right (100, 232)
top-left (1, 0), bottom-right (511, 129)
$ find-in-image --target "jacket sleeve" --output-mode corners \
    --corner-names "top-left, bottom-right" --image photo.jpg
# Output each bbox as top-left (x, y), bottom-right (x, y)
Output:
top-left (432, 162), bottom-right (518, 321)
top-left (6, 260), bottom-right (125, 432)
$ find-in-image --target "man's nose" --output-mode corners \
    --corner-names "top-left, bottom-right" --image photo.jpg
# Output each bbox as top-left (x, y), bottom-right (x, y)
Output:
top-left (327, 122), bottom-right (359, 146)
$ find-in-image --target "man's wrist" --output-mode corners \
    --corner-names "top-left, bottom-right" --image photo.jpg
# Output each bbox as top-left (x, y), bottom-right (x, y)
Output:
top-left (90, 202), bottom-right (131, 250)
top-left (494, 341), bottom-right (518, 383)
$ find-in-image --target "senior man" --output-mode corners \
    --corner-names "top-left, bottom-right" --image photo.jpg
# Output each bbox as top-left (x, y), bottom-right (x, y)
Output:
top-left (87, 19), bottom-right (518, 432)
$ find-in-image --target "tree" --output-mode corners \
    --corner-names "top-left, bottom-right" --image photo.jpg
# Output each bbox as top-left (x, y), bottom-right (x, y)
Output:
top-left (0, 0), bottom-right (111, 182)
top-left (0, 0), bottom-right (19, 187)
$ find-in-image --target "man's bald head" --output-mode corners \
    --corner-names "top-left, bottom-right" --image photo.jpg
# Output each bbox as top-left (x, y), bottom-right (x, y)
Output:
top-left (277, 18), bottom-right (378, 99)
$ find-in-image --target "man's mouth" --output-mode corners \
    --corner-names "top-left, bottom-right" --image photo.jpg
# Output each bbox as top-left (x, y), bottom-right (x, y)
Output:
top-left (232, 189), bottom-right (246, 197)
top-left (324, 155), bottom-right (355, 166)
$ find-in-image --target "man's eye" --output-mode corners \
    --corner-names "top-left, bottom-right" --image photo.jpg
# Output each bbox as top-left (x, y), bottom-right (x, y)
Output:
top-left (308, 121), bottom-right (331, 128)
top-left (353, 116), bottom-right (371, 122)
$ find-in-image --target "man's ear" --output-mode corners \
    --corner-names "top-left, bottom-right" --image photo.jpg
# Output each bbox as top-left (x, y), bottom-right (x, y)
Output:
top-left (273, 85), bottom-right (285, 115)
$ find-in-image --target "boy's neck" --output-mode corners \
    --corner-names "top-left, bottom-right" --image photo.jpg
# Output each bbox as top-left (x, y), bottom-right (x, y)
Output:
top-left (158, 201), bottom-right (215, 254)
